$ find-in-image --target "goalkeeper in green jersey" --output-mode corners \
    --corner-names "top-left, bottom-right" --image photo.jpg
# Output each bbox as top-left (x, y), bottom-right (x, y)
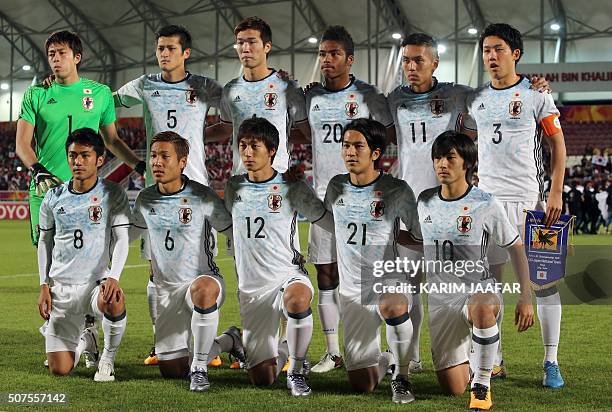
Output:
top-left (15, 30), bottom-right (145, 245)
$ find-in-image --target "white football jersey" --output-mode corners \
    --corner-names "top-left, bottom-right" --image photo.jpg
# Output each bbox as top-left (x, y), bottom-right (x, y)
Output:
top-left (225, 171), bottom-right (327, 295)
top-left (387, 80), bottom-right (472, 197)
top-left (306, 76), bottom-right (393, 199)
top-left (132, 177), bottom-right (232, 287)
top-left (38, 179), bottom-right (130, 285)
top-left (417, 185), bottom-right (519, 286)
top-left (220, 70), bottom-right (307, 174)
top-left (116, 73), bottom-right (222, 185)
top-left (465, 76), bottom-right (561, 201)
top-left (325, 172), bottom-right (421, 296)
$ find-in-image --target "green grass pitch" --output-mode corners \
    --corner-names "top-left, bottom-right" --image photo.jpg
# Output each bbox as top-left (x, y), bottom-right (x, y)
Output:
top-left (1, 220), bottom-right (611, 411)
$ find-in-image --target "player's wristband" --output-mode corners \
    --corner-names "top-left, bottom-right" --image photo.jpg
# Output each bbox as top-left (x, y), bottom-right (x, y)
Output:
top-left (134, 161), bottom-right (146, 176)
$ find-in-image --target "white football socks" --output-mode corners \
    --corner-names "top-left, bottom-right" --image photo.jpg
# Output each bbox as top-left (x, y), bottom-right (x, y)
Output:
top-left (190, 304), bottom-right (219, 371)
top-left (286, 310), bottom-right (313, 375)
top-left (101, 311), bottom-right (127, 364)
top-left (147, 279), bottom-right (157, 337)
top-left (385, 312), bottom-right (413, 378)
top-left (536, 290), bottom-right (562, 364)
top-left (317, 288), bottom-right (341, 355)
top-left (408, 293), bottom-right (423, 362)
top-left (471, 325), bottom-right (499, 389)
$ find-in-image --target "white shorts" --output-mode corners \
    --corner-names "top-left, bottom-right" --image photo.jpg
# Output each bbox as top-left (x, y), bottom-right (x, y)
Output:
top-left (239, 275), bottom-right (313, 369)
top-left (428, 291), bottom-right (502, 371)
top-left (155, 274), bottom-right (225, 359)
top-left (307, 223), bottom-right (337, 264)
top-left (46, 282), bottom-right (103, 353)
top-left (141, 229), bottom-right (219, 261)
top-left (487, 200), bottom-right (545, 266)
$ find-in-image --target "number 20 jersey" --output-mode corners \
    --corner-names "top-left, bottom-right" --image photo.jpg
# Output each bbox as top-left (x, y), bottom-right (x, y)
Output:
top-left (38, 179), bottom-right (130, 285)
top-left (225, 172), bottom-right (327, 295)
top-left (131, 177), bottom-right (232, 287)
top-left (387, 80), bottom-right (472, 198)
top-left (325, 173), bottom-right (421, 296)
top-left (306, 77), bottom-right (393, 199)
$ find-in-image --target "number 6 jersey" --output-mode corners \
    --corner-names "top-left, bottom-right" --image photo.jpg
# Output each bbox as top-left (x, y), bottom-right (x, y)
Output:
top-left (131, 177), bottom-right (232, 287)
top-left (225, 171), bottom-right (329, 295)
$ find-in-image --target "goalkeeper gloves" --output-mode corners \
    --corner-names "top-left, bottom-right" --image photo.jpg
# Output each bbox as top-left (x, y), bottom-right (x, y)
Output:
top-left (30, 163), bottom-right (62, 197)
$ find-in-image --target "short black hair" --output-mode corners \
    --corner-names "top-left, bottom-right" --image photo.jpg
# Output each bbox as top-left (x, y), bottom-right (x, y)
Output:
top-left (45, 31), bottom-right (83, 63)
top-left (343, 118), bottom-right (388, 164)
top-left (479, 23), bottom-right (524, 63)
top-left (431, 131), bottom-right (477, 183)
top-left (321, 25), bottom-right (355, 57)
top-left (151, 131), bottom-right (190, 161)
top-left (155, 25), bottom-right (192, 51)
top-left (65, 128), bottom-right (105, 157)
top-left (238, 117), bottom-right (279, 160)
top-left (401, 32), bottom-right (439, 59)
top-left (234, 16), bottom-right (272, 45)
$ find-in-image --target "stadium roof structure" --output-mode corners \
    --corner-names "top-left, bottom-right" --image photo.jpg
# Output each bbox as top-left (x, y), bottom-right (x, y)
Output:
top-left (0, 0), bottom-right (611, 88)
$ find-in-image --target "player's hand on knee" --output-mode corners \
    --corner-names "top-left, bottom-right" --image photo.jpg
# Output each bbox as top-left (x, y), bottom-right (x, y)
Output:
top-left (100, 278), bottom-right (121, 304)
top-left (38, 284), bottom-right (52, 320)
top-left (514, 301), bottom-right (534, 332)
top-left (30, 163), bottom-right (62, 197)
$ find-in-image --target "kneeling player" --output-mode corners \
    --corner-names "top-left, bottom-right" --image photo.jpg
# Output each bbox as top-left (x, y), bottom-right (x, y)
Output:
top-left (418, 131), bottom-right (534, 410)
top-left (225, 118), bottom-right (334, 396)
top-left (325, 119), bottom-right (422, 403)
top-left (131, 131), bottom-right (245, 392)
top-left (37, 128), bottom-right (130, 381)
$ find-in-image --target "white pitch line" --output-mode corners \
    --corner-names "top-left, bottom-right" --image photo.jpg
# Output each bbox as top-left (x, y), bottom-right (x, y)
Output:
top-left (0, 257), bottom-right (236, 280)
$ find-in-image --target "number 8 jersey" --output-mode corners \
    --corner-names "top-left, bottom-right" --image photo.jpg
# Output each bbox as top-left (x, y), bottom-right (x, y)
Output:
top-left (131, 177), bottom-right (232, 287)
top-left (38, 179), bottom-right (130, 284)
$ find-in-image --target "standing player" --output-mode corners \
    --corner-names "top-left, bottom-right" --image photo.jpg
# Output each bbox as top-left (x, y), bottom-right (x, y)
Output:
top-left (325, 119), bottom-right (422, 403)
top-left (464, 24), bottom-right (567, 388)
top-left (207, 16), bottom-right (310, 175)
top-left (16, 30), bottom-right (144, 368)
top-left (305, 26), bottom-right (394, 373)
top-left (225, 117), bottom-right (334, 396)
top-left (130, 131), bottom-right (245, 392)
top-left (418, 131), bottom-right (534, 410)
top-left (114, 24), bottom-right (223, 366)
top-left (37, 128), bottom-right (130, 381)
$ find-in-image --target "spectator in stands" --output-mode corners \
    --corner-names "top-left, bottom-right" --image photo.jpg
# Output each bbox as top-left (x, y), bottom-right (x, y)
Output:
top-left (0, 176), bottom-right (8, 191)
top-left (567, 180), bottom-right (583, 234)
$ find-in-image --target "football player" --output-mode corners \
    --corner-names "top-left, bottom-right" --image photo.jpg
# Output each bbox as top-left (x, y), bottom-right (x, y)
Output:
top-left (418, 131), bottom-right (534, 410)
top-left (224, 117), bottom-right (334, 396)
top-left (37, 128), bottom-right (131, 382)
top-left (130, 131), bottom-right (245, 391)
top-left (114, 24), bottom-right (224, 366)
top-left (464, 23), bottom-right (567, 388)
top-left (305, 26), bottom-right (394, 373)
top-left (325, 118), bottom-right (421, 403)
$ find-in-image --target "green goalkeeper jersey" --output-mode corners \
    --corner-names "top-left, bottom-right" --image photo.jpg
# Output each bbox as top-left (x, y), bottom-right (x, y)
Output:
top-left (19, 77), bottom-right (116, 190)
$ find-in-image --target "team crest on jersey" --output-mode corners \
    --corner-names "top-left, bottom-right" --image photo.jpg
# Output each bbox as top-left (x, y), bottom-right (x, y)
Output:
top-left (186, 89), bottom-right (198, 104)
top-left (178, 207), bottom-right (192, 224)
top-left (509, 100), bottom-right (522, 117)
top-left (370, 200), bottom-right (385, 218)
top-left (457, 216), bottom-right (472, 233)
top-left (88, 205), bottom-right (102, 222)
top-left (264, 92), bottom-right (278, 108)
top-left (82, 96), bottom-right (94, 110)
top-left (430, 97), bottom-right (444, 116)
top-left (345, 102), bottom-right (359, 118)
top-left (268, 194), bottom-right (282, 211)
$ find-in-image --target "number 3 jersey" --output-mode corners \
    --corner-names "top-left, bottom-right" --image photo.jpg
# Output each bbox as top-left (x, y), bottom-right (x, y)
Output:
top-left (464, 76), bottom-right (561, 201)
top-left (417, 185), bottom-right (519, 286)
top-left (131, 177), bottom-right (232, 287)
top-left (115, 73), bottom-right (223, 185)
top-left (306, 76), bottom-right (393, 200)
top-left (225, 172), bottom-right (328, 295)
top-left (38, 179), bottom-right (130, 284)
top-left (387, 80), bottom-right (472, 197)
top-left (325, 173), bottom-right (421, 296)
